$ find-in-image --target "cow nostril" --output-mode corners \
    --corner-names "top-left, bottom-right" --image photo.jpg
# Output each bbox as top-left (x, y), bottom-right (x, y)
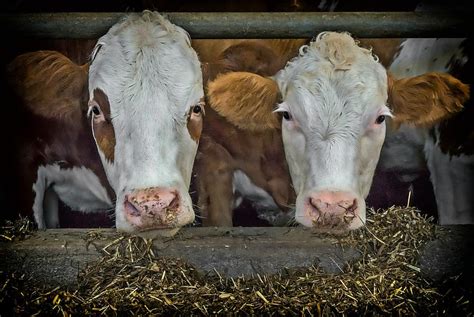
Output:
top-left (309, 198), bottom-right (325, 212)
top-left (346, 199), bottom-right (358, 213)
top-left (168, 194), bottom-right (179, 210)
top-left (125, 200), bottom-right (141, 217)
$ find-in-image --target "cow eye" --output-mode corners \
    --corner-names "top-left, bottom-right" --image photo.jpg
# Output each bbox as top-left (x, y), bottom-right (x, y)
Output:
top-left (282, 111), bottom-right (291, 120)
top-left (92, 105), bottom-right (101, 116)
top-left (375, 115), bottom-right (385, 124)
top-left (192, 102), bottom-right (205, 115)
top-left (193, 104), bottom-right (202, 114)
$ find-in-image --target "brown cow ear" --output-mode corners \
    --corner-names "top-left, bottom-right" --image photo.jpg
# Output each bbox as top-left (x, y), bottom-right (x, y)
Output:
top-left (201, 62), bottom-right (226, 83)
top-left (388, 72), bottom-right (470, 127)
top-left (7, 51), bottom-right (89, 121)
top-left (207, 71), bottom-right (281, 131)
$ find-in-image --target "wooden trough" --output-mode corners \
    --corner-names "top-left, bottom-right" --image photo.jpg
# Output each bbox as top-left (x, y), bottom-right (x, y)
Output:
top-left (1, 225), bottom-right (474, 287)
top-left (1, 208), bottom-right (474, 314)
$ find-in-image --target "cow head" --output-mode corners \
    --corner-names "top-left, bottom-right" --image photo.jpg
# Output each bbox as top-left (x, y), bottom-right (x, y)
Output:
top-left (207, 32), bottom-right (469, 230)
top-left (88, 11), bottom-right (204, 232)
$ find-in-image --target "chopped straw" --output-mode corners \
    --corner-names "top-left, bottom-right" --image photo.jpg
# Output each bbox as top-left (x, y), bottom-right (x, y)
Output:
top-left (1, 206), bottom-right (472, 315)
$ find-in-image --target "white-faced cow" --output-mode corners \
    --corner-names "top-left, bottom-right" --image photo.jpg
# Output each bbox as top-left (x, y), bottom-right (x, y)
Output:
top-left (7, 11), bottom-right (204, 232)
top-left (198, 32), bottom-right (469, 230)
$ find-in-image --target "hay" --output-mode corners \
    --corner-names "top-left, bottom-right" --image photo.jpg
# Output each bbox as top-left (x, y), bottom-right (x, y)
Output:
top-left (1, 206), bottom-right (473, 316)
top-left (0, 216), bottom-right (35, 242)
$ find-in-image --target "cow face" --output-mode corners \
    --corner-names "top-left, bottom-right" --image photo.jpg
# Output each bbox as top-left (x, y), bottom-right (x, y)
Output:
top-left (273, 33), bottom-right (390, 229)
top-left (207, 32), bottom-right (469, 231)
top-left (88, 12), bottom-right (204, 232)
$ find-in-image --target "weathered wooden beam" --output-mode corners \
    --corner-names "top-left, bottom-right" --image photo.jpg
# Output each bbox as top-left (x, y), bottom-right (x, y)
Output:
top-left (419, 225), bottom-right (474, 282)
top-left (0, 227), bottom-right (358, 286)
top-left (1, 226), bottom-right (473, 287)
top-left (0, 12), bottom-right (471, 39)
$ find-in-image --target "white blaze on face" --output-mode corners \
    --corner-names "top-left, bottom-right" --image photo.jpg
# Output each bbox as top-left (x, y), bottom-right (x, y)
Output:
top-left (87, 11), bottom-right (204, 231)
top-left (274, 32), bottom-right (391, 229)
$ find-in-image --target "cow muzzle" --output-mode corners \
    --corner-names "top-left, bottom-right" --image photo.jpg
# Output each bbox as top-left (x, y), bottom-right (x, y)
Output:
top-left (124, 187), bottom-right (194, 230)
top-left (301, 190), bottom-right (364, 230)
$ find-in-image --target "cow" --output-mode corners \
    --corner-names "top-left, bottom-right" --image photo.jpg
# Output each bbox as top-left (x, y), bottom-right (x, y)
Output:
top-left (193, 39), bottom-right (305, 226)
top-left (195, 32), bottom-right (469, 230)
top-left (376, 37), bottom-right (474, 224)
top-left (6, 11), bottom-right (205, 232)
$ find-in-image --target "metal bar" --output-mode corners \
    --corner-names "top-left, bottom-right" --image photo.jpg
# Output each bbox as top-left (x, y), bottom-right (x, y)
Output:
top-left (0, 12), bottom-right (470, 39)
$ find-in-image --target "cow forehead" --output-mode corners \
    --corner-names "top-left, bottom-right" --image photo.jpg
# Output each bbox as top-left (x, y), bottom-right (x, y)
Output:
top-left (277, 33), bottom-right (388, 125)
top-left (287, 79), bottom-right (384, 121)
top-left (88, 12), bottom-right (203, 117)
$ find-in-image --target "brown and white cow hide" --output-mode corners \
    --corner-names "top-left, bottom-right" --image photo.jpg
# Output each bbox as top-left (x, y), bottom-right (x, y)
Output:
top-left (6, 51), bottom-right (114, 229)
top-left (4, 12), bottom-right (205, 232)
top-left (193, 40), bottom-right (303, 226)
top-left (1, 39), bottom-right (110, 227)
top-left (373, 37), bottom-right (474, 224)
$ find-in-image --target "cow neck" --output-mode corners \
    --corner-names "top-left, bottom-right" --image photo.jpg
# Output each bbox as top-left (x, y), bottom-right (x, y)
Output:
top-left (201, 105), bottom-right (293, 209)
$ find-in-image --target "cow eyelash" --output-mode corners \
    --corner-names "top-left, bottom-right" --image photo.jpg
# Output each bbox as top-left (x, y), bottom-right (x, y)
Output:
top-left (274, 109), bottom-right (292, 120)
top-left (90, 44), bottom-right (103, 63)
top-left (374, 107), bottom-right (393, 125)
top-left (273, 104), bottom-right (292, 121)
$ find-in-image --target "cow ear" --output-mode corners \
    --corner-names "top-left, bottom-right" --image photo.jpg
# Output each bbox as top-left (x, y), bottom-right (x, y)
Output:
top-left (207, 71), bottom-right (281, 131)
top-left (7, 51), bottom-right (89, 121)
top-left (388, 72), bottom-right (469, 127)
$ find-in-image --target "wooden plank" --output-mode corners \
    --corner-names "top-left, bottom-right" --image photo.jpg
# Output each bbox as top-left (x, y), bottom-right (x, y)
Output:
top-left (1, 226), bottom-right (473, 287)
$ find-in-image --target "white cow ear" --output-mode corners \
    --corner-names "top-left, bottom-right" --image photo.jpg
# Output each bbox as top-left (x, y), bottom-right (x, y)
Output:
top-left (388, 72), bottom-right (469, 128)
top-left (207, 71), bottom-right (281, 131)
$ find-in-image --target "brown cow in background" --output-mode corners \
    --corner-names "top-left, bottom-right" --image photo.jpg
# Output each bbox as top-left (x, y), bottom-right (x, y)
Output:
top-left (193, 40), bottom-right (305, 226)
